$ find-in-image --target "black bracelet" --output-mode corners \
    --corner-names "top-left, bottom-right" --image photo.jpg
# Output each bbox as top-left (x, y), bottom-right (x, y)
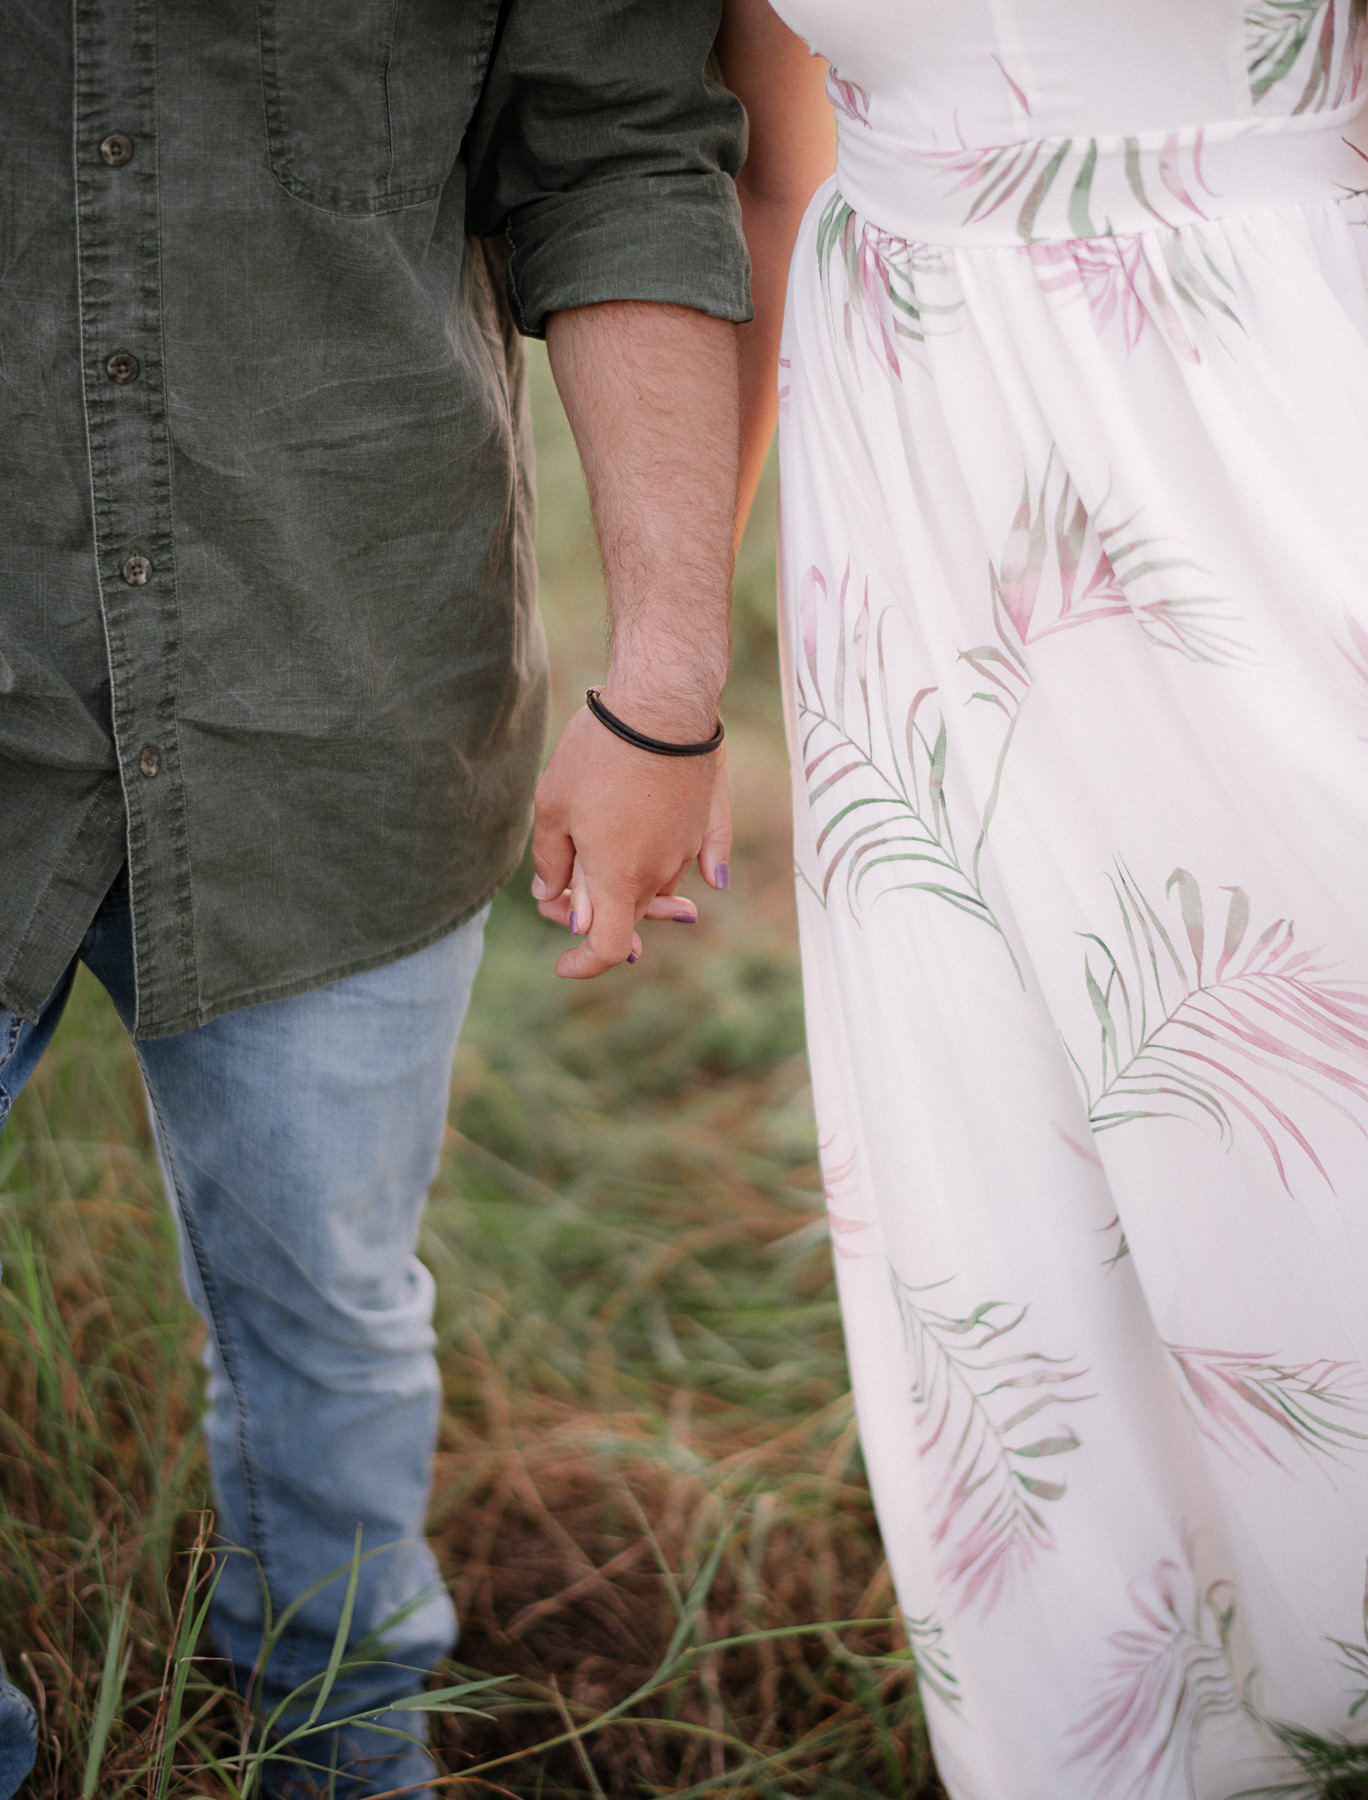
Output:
top-left (585, 688), bottom-right (725, 757)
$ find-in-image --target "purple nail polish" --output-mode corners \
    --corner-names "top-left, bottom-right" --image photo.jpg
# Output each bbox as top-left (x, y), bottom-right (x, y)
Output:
top-left (568, 909), bottom-right (579, 935)
top-left (715, 862), bottom-right (730, 892)
top-left (627, 950), bottom-right (640, 964)
top-left (672, 912), bottom-right (697, 924)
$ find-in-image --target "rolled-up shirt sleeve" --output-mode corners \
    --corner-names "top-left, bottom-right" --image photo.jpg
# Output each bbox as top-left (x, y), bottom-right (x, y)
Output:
top-left (463, 0), bottom-right (752, 337)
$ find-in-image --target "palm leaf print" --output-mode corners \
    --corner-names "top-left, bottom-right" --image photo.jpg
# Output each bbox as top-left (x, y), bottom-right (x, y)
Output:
top-left (1066, 1553), bottom-right (1241, 1799)
top-left (1050, 1122), bottom-right (1133, 1267)
top-left (819, 1132), bottom-right (873, 1262)
top-left (1247, 0), bottom-right (1365, 110)
top-left (990, 54), bottom-right (1032, 117)
top-left (911, 131), bottom-right (1214, 242)
top-left (796, 562), bottom-right (1018, 969)
top-left (1066, 866), bottom-right (1368, 1192)
top-left (965, 453), bottom-right (1247, 664)
top-left (891, 1267), bottom-right (1092, 1614)
top-left (1166, 1343), bottom-right (1368, 1470)
top-left (1248, 0), bottom-right (1334, 104)
top-left (1027, 231), bottom-right (1242, 362)
top-left (815, 192), bottom-right (959, 380)
top-left (825, 66), bottom-right (871, 125)
top-left (903, 1612), bottom-right (962, 1710)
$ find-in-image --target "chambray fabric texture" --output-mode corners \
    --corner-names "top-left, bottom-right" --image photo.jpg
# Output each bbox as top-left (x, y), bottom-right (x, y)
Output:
top-left (0, 874), bottom-right (489, 1799)
top-left (0, 0), bottom-right (751, 1040)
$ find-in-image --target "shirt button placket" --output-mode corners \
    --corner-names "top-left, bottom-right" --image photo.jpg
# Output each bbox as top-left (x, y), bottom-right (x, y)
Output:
top-left (98, 132), bottom-right (134, 167)
top-left (74, 0), bottom-right (194, 1027)
top-left (105, 350), bottom-right (140, 384)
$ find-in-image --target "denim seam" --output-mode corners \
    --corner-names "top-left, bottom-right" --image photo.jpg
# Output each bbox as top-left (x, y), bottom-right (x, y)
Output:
top-left (135, 1057), bottom-right (285, 1684)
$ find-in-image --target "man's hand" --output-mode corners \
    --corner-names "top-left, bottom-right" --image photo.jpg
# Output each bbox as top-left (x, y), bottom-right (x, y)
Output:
top-left (531, 708), bottom-right (731, 977)
top-left (535, 300), bottom-right (740, 975)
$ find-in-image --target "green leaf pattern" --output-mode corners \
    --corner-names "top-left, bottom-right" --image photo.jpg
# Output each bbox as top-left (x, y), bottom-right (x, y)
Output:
top-left (908, 129), bottom-right (1217, 244)
top-left (1025, 231), bottom-right (1243, 362)
top-left (795, 561), bottom-right (1019, 968)
top-left (815, 191), bottom-right (962, 379)
top-left (1165, 1343), bottom-right (1368, 1470)
top-left (1246, 0), bottom-right (1367, 111)
top-left (1065, 1549), bottom-right (1242, 1797)
top-left (1064, 866), bottom-right (1368, 1191)
top-left (891, 1266), bottom-right (1093, 1614)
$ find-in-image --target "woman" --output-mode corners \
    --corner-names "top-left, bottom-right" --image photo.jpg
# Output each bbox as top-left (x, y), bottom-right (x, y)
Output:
top-left (721, 2), bottom-right (1368, 1795)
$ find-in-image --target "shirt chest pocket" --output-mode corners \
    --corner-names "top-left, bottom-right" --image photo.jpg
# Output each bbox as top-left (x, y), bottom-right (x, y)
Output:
top-left (257, 0), bottom-right (497, 215)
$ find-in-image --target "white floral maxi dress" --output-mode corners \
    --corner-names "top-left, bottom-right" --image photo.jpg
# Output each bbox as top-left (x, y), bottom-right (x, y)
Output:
top-left (769, 2), bottom-right (1368, 1795)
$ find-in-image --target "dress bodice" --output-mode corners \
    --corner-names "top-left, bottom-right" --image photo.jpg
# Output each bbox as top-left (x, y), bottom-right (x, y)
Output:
top-left (772, 0), bottom-right (1366, 146)
top-left (771, 0), bottom-right (1368, 245)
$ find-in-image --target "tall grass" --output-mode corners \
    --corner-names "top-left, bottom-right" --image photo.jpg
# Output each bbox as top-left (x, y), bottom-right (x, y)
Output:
top-left (0, 349), bottom-right (947, 1797)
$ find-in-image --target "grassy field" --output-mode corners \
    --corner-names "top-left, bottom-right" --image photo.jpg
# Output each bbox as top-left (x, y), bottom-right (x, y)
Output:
top-left (0, 348), bottom-right (949, 1799)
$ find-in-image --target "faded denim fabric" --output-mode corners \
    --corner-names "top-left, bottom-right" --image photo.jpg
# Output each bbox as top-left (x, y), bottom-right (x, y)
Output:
top-left (0, 1), bottom-right (750, 1039)
top-left (0, 873), bottom-right (490, 1798)
top-left (0, 1659), bottom-right (36, 1800)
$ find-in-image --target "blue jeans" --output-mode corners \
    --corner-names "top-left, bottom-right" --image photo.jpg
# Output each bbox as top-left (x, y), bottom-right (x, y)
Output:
top-left (0, 872), bottom-right (488, 1798)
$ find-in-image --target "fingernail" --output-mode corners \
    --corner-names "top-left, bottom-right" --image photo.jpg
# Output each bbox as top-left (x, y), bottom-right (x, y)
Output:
top-left (715, 862), bottom-right (730, 892)
top-left (568, 909), bottom-right (579, 935)
top-left (672, 912), bottom-right (697, 924)
top-left (531, 876), bottom-right (547, 899)
top-left (627, 950), bottom-right (640, 964)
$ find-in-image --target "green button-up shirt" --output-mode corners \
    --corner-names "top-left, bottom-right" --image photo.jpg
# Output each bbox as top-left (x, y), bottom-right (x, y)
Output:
top-left (0, 1), bottom-right (750, 1037)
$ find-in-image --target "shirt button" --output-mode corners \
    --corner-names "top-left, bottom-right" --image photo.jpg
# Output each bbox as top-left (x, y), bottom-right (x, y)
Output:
top-left (121, 553), bottom-right (152, 586)
top-left (99, 133), bottom-right (134, 167)
top-left (138, 745), bottom-right (161, 779)
top-left (105, 350), bottom-right (140, 384)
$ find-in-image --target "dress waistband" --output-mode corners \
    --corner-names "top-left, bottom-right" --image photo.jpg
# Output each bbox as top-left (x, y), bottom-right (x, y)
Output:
top-left (834, 97), bottom-right (1368, 246)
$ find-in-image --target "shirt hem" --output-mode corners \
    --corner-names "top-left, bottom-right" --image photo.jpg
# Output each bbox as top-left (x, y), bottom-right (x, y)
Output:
top-left (129, 867), bottom-right (515, 1041)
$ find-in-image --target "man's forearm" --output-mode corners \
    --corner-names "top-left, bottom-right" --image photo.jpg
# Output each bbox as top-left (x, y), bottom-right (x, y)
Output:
top-left (545, 301), bottom-right (739, 741)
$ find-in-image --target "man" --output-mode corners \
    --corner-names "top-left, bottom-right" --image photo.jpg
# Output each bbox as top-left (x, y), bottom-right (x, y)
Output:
top-left (0, 3), bottom-right (749, 1793)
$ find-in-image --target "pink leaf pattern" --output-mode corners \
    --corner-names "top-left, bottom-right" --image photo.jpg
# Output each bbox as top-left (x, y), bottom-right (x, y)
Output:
top-left (907, 130), bottom-right (1215, 242)
top-left (1048, 1122), bottom-right (1135, 1266)
top-left (1025, 232), bottom-right (1242, 362)
top-left (956, 462), bottom-right (1248, 892)
top-left (1247, 0), bottom-right (1367, 110)
top-left (815, 191), bottom-right (961, 380)
top-left (1065, 1552), bottom-right (1241, 1798)
top-left (1166, 1343), bottom-right (1368, 1470)
top-left (826, 66), bottom-right (872, 126)
top-left (891, 1267), bottom-right (1093, 1614)
top-left (1066, 866), bottom-right (1368, 1192)
top-left (819, 1132), bottom-right (873, 1261)
top-left (990, 54), bottom-right (1033, 116)
top-left (968, 453), bottom-right (1248, 667)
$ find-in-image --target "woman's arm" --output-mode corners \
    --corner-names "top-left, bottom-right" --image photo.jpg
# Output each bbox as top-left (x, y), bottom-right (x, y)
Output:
top-left (714, 0), bottom-right (838, 538)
